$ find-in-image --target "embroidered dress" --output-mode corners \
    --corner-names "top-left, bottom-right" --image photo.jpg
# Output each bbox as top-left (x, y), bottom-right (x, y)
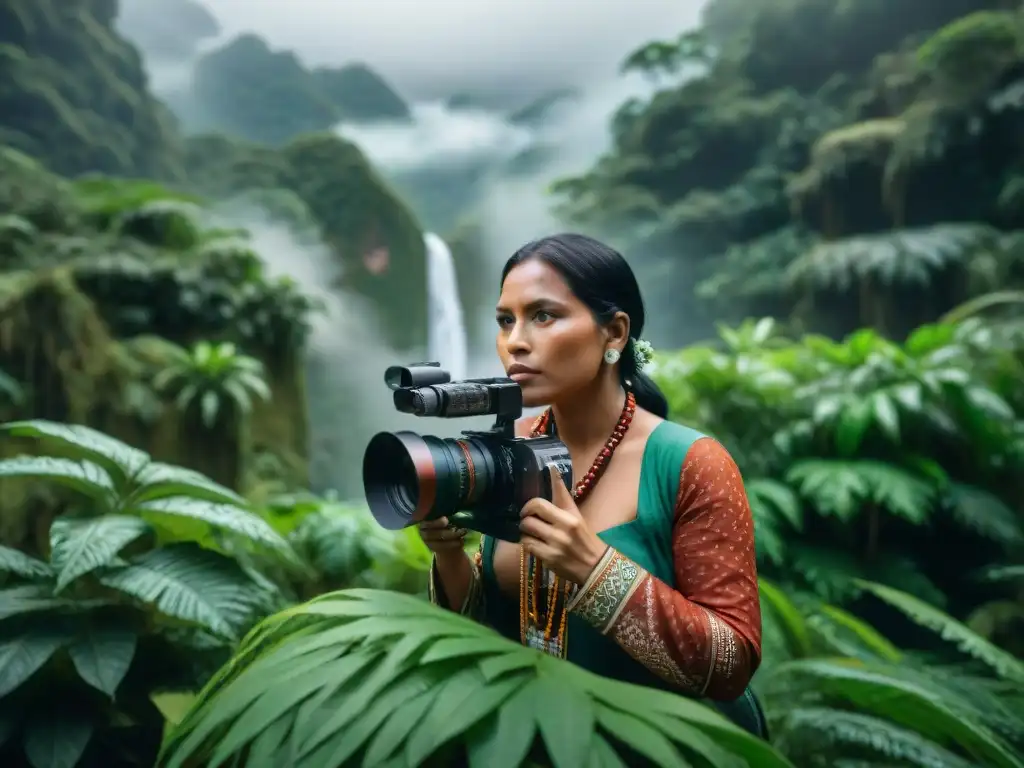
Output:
top-left (428, 421), bottom-right (766, 736)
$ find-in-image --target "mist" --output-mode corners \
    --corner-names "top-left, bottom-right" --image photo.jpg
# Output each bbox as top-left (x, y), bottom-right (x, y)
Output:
top-left (212, 208), bottom-right (495, 498)
top-left (198, 0), bottom-right (703, 104)
top-left (121, 0), bottom-right (707, 494)
top-left (335, 69), bottom-right (682, 362)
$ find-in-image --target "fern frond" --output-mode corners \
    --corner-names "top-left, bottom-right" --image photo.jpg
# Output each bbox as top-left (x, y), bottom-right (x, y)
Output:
top-left (943, 484), bottom-right (1024, 549)
top-left (857, 581), bottom-right (1024, 684)
top-left (160, 590), bottom-right (790, 768)
top-left (764, 658), bottom-right (1021, 768)
top-left (786, 224), bottom-right (998, 292)
top-left (774, 707), bottom-right (978, 768)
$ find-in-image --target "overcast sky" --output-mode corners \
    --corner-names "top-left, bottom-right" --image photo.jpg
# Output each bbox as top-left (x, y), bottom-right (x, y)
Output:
top-left (201, 0), bottom-right (705, 102)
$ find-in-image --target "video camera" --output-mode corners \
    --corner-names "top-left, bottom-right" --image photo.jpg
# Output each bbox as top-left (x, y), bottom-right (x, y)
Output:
top-left (362, 363), bottom-right (572, 542)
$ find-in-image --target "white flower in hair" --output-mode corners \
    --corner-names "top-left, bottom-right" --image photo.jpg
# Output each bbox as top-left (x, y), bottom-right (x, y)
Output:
top-left (632, 338), bottom-right (655, 371)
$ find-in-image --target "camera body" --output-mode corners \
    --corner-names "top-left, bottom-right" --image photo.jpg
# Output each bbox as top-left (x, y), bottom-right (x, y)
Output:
top-left (362, 363), bottom-right (572, 542)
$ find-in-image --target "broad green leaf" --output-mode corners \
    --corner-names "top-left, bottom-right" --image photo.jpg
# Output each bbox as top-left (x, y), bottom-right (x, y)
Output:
top-left (467, 672), bottom-right (539, 768)
top-left (135, 498), bottom-right (291, 552)
top-left (964, 386), bottom-right (1014, 420)
top-left (100, 543), bottom-right (266, 638)
top-left (159, 589), bottom-right (789, 768)
top-left (835, 399), bottom-right (873, 456)
top-left (0, 631), bottom-right (70, 697)
top-left (22, 715), bottom-right (93, 768)
top-left (50, 515), bottom-right (152, 591)
top-left (0, 457), bottom-right (115, 504)
top-left (1, 420), bottom-right (149, 485)
top-left (68, 626), bottom-right (138, 697)
top-left (759, 580), bottom-right (811, 659)
top-left (0, 585), bottom-right (75, 621)
top-left (128, 463), bottom-right (246, 505)
top-left (870, 392), bottom-right (900, 440)
top-left (0, 546), bottom-right (53, 580)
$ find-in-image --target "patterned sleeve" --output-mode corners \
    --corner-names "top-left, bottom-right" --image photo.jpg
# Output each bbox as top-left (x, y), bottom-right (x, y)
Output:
top-left (427, 539), bottom-right (485, 619)
top-left (567, 437), bottom-right (761, 700)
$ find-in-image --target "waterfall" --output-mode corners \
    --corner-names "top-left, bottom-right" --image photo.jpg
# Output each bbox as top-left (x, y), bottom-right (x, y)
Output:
top-left (424, 232), bottom-right (468, 380)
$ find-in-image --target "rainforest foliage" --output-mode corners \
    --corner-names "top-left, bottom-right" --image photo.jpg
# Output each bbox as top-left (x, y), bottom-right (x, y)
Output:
top-left (553, 0), bottom-right (1024, 344)
top-left (0, 0), bottom-right (1022, 766)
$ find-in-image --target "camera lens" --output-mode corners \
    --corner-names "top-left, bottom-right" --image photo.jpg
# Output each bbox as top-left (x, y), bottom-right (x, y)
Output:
top-left (363, 431), bottom-right (493, 529)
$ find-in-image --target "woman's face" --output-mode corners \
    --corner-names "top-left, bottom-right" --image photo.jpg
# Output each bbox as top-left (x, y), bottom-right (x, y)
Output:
top-left (496, 259), bottom-right (611, 407)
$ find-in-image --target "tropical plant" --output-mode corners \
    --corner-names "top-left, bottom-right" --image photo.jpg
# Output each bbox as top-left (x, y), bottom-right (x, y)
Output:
top-left (71, 177), bottom-right (206, 251)
top-left (159, 588), bottom-right (791, 768)
top-left (153, 341), bottom-right (271, 430)
top-left (279, 494), bottom-right (432, 599)
top-left (654, 315), bottom-right (1024, 610)
top-left (0, 367), bottom-right (25, 414)
top-left (757, 580), bottom-right (1024, 768)
top-left (152, 340), bottom-right (271, 488)
top-left (0, 420), bottom-right (294, 767)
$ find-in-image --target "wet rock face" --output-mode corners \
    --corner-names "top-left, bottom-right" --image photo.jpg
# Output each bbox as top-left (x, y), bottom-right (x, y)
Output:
top-left (162, 31), bottom-right (411, 147)
top-left (116, 0), bottom-right (220, 62)
top-left (182, 132), bottom-right (429, 352)
top-left (0, 0), bottom-right (185, 180)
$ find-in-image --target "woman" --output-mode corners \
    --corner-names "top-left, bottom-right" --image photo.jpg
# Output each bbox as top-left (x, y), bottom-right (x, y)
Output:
top-left (420, 233), bottom-right (766, 736)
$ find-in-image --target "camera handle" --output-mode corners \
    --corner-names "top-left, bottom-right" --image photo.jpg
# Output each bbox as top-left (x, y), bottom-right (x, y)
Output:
top-left (450, 510), bottom-right (522, 543)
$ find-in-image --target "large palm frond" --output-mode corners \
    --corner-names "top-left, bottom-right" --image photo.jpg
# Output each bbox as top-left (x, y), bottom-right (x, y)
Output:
top-left (160, 589), bottom-right (791, 768)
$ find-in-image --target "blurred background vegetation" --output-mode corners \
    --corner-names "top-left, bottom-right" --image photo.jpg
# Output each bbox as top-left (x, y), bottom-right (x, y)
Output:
top-left (1, 0), bottom-right (1023, 766)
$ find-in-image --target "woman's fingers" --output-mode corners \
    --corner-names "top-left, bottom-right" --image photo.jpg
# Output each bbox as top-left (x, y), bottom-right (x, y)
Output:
top-left (418, 517), bottom-right (467, 551)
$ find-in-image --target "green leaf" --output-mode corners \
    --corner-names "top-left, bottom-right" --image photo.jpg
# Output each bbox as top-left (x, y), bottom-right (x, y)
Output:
top-left (857, 580), bottom-right (1024, 684)
top-left (200, 390), bottom-right (220, 428)
top-left (767, 658), bottom-right (1023, 768)
top-left (835, 399), bottom-right (873, 456)
top-left (100, 543), bottom-right (266, 639)
top-left (870, 391), bottom-right (900, 440)
top-left (49, 515), bottom-right (152, 592)
top-left (466, 677), bottom-right (538, 768)
top-left (596, 707), bottom-right (688, 767)
top-left (159, 589), bottom-right (790, 768)
top-left (0, 457), bottom-right (115, 504)
top-left (135, 498), bottom-right (291, 552)
top-left (964, 386), bottom-right (1014, 420)
top-left (22, 715), bottom-right (94, 768)
top-left (0, 546), bottom-right (53, 580)
top-left (128, 463), bottom-right (246, 506)
top-left (0, 585), bottom-right (75, 621)
top-left (0, 420), bottom-right (149, 486)
top-left (0, 630), bottom-right (70, 697)
top-left (68, 626), bottom-right (137, 698)
top-left (944, 484), bottom-right (1024, 548)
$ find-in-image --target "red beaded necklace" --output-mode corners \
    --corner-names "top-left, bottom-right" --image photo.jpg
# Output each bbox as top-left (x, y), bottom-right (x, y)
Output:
top-left (519, 391), bottom-right (637, 657)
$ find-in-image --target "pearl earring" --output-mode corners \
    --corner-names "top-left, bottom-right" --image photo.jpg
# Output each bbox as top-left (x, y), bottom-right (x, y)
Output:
top-left (603, 348), bottom-right (621, 364)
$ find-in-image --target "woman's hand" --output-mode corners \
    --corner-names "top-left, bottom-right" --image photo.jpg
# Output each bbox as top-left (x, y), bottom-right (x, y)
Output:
top-left (520, 466), bottom-right (608, 585)
top-left (418, 518), bottom-right (468, 561)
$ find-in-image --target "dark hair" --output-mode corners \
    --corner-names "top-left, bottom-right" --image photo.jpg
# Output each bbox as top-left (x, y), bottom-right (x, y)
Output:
top-left (501, 233), bottom-right (668, 418)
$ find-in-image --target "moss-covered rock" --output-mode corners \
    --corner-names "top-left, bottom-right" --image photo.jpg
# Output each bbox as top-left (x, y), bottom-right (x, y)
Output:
top-left (0, 158), bottom-right (316, 490)
top-left (172, 33), bottom-right (410, 145)
top-left (789, 118), bottom-right (905, 236)
top-left (312, 63), bottom-right (410, 123)
top-left (0, 0), bottom-right (184, 178)
top-left (183, 132), bottom-right (428, 349)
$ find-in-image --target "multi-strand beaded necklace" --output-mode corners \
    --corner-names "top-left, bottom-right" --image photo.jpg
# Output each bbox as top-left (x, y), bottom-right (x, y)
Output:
top-left (518, 391), bottom-right (637, 657)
